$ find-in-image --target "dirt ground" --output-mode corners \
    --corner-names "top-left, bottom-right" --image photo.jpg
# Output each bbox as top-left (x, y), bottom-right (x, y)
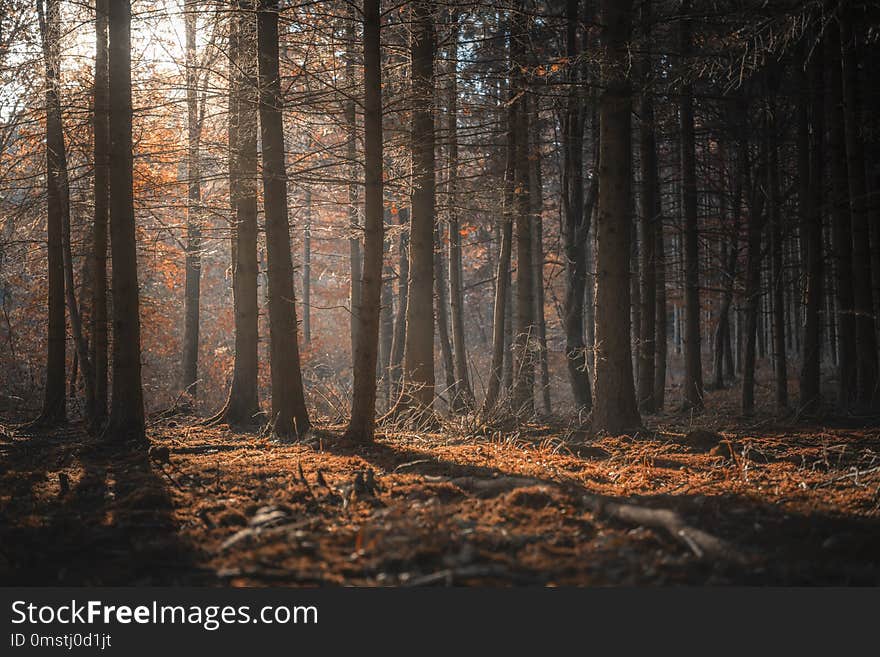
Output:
top-left (2, 402), bottom-right (880, 586)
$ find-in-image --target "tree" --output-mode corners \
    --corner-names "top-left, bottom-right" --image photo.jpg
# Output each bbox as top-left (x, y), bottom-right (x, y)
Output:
top-left (210, 0), bottom-right (261, 427)
top-left (180, 0), bottom-right (203, 404)
top-left (105, 0), bottom-right (145, 441)
top-left (344, 0), bottom-right (383, 442)
top-left (91, 0), bottom-right (110, 426)
top-left (446, 10), bottom-right (474, 412)
top-left (402, 0), bottom-right (436, 420)
top-left (636, 0), bottom-right (657, 413)
top-left (826, 21), bottom-right (856, 410)
top-left (679, 0), bottom-right (703, 411)
top-left (560, 0), bottom-right (593, 412)
top-left (30, 0), bottom-right (66, 427)
top-left (592, 0), bottom-right (640, 435)
top-left (840, 10), bottom-right (878, 405)
top-left (511, 3), bottom-right (534, 418)
top-left (257, 0), bottom-right (310, 437)
top-left (799, 36), bottom-right (824, 414)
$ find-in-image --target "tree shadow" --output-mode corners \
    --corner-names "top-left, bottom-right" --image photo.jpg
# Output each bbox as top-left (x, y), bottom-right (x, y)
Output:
top-left (315, 434), bottom-right (880, 585)
top-left (0, 429), bottom-right (210, 585)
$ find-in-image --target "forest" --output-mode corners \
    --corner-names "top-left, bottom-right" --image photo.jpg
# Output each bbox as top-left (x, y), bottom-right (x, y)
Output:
top-left (0, 0), bottom-right (879, 586)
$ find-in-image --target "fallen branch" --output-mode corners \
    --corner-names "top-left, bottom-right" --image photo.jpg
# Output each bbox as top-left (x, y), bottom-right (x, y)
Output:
top-left (583, 495), bottom-right (748, 564)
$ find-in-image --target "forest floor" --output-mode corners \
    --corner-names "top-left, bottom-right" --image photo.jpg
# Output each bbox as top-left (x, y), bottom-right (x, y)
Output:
top-left (2, 394), bottom-right (880, 586)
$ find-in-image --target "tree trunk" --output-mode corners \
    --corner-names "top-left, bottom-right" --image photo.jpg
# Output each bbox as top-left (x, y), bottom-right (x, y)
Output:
top-left (345, 0), bottom-right (383, 442)
top-left (33, 0), bottom-right (66, 426)
top-left (39, 0), bottom-right (97, 426)
top-left (636, 0), bottom-right (657, 413)
top-left (742, 125), bottom-right (765, 415)
top-left (713, 116), bottom-right (741, 391)
top-left (303, 188), bottom-right (311, 344)
top-left (593, 0), bottom-right (640, 434)
top-left (402, 0), bottom-right (436, 419)
top-left (212, 0), bottom-right (261, 427)
top-left (484, 37), bottom-right (516, 415)
top-left (390, 206), bottom-right (409, 396)
top-left (768, 93), bottom-right (788, 409)
top-left (799, 37), bottom-right (824, 413)
top-left (561, 0), bottom-right (592, 411)
top-left (841, 14), bottom-right (878, 405)
top-left (826, 24), bottom-right (857, 410)
top-left (91, 0), bottom-right (109, 426)
top-left (257, 0), bottom-right (310, 437)
top-left (105, 0), bottom-right (145, 441)
top-left (446, 14), bottom-right (474, 412)
top-left (529, 108), bottom-right (551, 416)
top-left (180, 2), bottom-right (202, 403)
top-left (654, 182), bottom-right (667, 408)
top-left (679, 0), bottom-right (703, 410)
top-left (435, 217), bottom-right (456, 408)
top-left (511, 6), bottom-right (534, 418)
top-left (345, 8), bottom-right (362, 365)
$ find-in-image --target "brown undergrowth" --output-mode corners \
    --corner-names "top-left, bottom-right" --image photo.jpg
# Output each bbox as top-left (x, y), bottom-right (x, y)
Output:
top-left (1, 405), bottom-right (879, 586)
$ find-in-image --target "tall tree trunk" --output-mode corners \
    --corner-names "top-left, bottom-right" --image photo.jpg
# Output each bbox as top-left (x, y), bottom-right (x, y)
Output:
top-left (841, 13), bottom-right (878, 405)
top-left (654, 193), bottom-right (667, 409)
top-left (799, 37), bottom-right (824, 413)
top-left (679, 0), bottom-right (703, 410)
top-left (742, 124), bottom-right (765, 415)
top-left (561, 0), bottom-right (592, 411)
top-left (636, 0), bottom-right (657, 413)
top-left (826, 24), bottom-right (857, 410)
top-left (713, 118), bottom-right (741, 390)
top-left (180, 1), bottom-right (202, 403)
top-left (345, 0), bottom-right (382, 442)
top-left (32, 0), bottom-right (65, 426)
top-left (105, 0), bottom-right (145, 441)
top-left (38, 0), bottom-right (97, 424)
top-left (257, 0), bottom-right (310, 437)
top-left (434, 218), bottom-right (456, 407)
top-left (379, 204), bottom-right (394, 407)
top-left (402, 0), bottom-right (436, 419)
top-left (446, 13), bottom-right (474, 412)
top-left (593, 0), bottom-right (640, 434)
top-left (768, 92), bottom-right (788, 409)
top-left (511, 6), bottom-right (534, 418)
top-left (484, 41), bottom-right (516, 415)
top-left (389, 206), bottom-right (409, 396)
top-left (212, 0), bottom-right (260, 426)
top-left (530, 108), bottom-right (551, 416)
top-left (303, 188), bottom-right (311, 344)
top-left (91, 0), bottom-right (109, 426)
top-left (345, 8), bottom-right (362, 364)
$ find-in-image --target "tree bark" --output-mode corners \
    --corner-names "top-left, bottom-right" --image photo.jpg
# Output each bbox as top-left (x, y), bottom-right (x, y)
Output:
top-left (679, 0), bottom-right (703, 410)
top-left (91, 0), bottom-right (110, 426)
top-left (105, 0), bottom-right (145, 441)
top-left (636, 0), bottom-right (657, 413)
top-left (826, 24), bottom-right (857, 410)
top-left (345, 7), bottom-right (362, 365)
top-left (561, 0), bottom-right (592, 411)
top-left (257, 0), bottom-right (310, 437)
top-left (511, 5), bottom-right (534, 418)
top-left (529, 107), bottom-right (551, 416)
top-left (211, 0), bottom-right (261, 427)
top-left (841, 13), bottom-right (878, 405)
top-left (33, 0), bottom-right (66, 426)
top-left (180, 1), bottom-right (202, 403)
top-left (345, 0), bottom-right (383, 442)
top-left (593, 0), bottom-right (640, 434)
top-left (799, 37), bottom-right (824, 413)
top-left (402, 0), bottom-right (436, 419)
top-left (446, 13), bottom-right (474, 412)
